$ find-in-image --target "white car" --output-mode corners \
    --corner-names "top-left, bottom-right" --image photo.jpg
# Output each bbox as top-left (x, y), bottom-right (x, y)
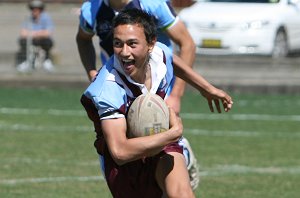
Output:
top-left (179, 0), bottom-right (300, 57)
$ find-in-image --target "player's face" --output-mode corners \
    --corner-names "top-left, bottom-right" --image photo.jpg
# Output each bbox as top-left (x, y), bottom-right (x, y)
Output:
top-left (113, 24), bottom-right (154, 83)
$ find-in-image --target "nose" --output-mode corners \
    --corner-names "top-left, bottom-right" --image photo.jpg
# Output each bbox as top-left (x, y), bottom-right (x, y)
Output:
top-left (120, 44), bottom-right (130, 57)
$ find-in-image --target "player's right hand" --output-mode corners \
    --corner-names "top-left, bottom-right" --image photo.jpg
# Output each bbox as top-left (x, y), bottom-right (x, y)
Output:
top-left (168, 108), bottom-right (183, 141)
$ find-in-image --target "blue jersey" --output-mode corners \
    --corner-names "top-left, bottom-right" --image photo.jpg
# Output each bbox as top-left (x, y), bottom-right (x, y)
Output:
top-left (82, 42), bottom-right (174, 121)
top-left (79, 0), bottom-right (178, 62)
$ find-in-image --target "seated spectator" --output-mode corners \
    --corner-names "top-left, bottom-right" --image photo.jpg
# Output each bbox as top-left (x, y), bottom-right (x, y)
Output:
top-left (16, 0), bottom-right (55, 72)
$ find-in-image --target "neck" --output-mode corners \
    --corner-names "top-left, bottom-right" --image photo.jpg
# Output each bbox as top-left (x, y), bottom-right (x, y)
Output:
top-left (140, 64), bottom-right (152, 91)
top-left (133, 63), bottom-right (149, 83)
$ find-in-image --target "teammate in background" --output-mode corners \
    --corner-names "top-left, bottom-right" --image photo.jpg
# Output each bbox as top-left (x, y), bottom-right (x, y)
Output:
top-left (76, 0), bottom-right (200, 189)
top-left (81, 9), bottom-right (232, 197)
top-left (16, 0), bottom-right (55, 72)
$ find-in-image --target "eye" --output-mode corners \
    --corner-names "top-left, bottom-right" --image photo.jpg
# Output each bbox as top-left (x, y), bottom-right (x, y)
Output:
top-left (113, 39), bottom-right (123, 48)
top-left (127, 40), bottom-right (138, 48)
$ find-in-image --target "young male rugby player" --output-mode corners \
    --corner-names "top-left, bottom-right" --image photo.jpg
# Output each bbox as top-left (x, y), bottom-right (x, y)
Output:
top-left (81, 9), bottom-right (233, 197)
top-left (76, 0), bottom-right (200, 189)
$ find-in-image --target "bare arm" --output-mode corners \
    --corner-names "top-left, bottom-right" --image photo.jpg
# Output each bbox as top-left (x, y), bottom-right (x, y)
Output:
top-left (101, 108), bottom-right (182, 166)
top-left (173, 55), bottom-right (233, 113)
top-left (165, 19), bottom-right (196, 114)
top-left (76, 26), bottom-right (98, 81)
top-left (21, 29), bottom-right (52, 38)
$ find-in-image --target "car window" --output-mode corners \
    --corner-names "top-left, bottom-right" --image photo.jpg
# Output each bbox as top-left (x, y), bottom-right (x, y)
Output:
top-left (200, 0), bottom-right (280, 3)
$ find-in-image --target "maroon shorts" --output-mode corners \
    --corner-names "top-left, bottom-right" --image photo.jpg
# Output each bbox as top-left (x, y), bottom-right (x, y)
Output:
top-left (102, 142), bottom-right (183, 198)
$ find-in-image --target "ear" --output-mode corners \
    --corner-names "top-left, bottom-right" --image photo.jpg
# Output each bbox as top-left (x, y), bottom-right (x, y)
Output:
top-left (148, 38), bottom-right (157, 53)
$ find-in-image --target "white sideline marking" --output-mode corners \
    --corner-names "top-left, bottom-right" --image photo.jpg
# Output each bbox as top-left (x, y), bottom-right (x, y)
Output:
top-left (200, 165), bottom-right (300, 177)
top-left (0, 157), bottom-right (99, 166)
top-left (185, 128), bottom-right (300, 138)
top-left (0, 107), bottom-right (86, 116)
top-left (1, 122), bottom-right (299, 138)
top-left (0, 176), bottom-right (105, 185)
top-left (1, 165), bottom-right (300, 185)
top-left (181, 113), bottom-right (300, 122)
top-left (1, 107), bottom-right (300, 121)
top-left (0, 122), bottom-right (92, 132)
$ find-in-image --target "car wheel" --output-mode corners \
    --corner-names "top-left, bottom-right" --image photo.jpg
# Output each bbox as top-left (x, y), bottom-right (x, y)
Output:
top-left (272, 30), bottom-right (288, 58)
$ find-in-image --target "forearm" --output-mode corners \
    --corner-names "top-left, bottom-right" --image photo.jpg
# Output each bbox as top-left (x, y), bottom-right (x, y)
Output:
top-left (120, 129), bottom-right (180, 164)
top-left (76, 32), bottom-right (97, 81)
top-left (33, 30), bottom-right (52, 38)
top-left (173, 55), bottom-right (233, 112)
top-left (173, 55), bottom-right (213, 94)
top-left (20, 29), bottom-right (51, 38)
top-left (102, 117), bottom-right (182, 165)
top-left (172, 46), bottom-right (196, 97)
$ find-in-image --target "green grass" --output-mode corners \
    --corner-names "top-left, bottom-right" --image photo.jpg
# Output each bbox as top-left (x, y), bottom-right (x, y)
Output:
top-left (0, 87), bottom-right (300, 198)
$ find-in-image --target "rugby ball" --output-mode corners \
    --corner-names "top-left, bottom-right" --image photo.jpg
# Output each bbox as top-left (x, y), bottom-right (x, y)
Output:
top-left (127, 93), bottom-right (169, 138)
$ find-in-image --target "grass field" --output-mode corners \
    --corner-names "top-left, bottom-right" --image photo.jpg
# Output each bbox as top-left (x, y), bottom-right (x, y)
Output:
top-left (0, 87), bottom-right (300, 198)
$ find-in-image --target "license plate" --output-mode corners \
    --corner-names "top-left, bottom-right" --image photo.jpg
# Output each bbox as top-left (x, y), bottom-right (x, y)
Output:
top-left (202, 39), bottom-right (221, 48)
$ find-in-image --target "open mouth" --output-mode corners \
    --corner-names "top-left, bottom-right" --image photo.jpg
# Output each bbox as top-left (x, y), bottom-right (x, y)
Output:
top-left (122, 59), bottom-right (135, 73)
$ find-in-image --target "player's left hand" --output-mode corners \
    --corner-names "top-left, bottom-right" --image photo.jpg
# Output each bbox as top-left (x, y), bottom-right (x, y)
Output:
top-left (201, 87), bottom-right (233, 113)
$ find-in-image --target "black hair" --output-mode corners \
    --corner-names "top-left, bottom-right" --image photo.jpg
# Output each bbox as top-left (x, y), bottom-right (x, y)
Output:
top-left (112, 8), bottom-right (157, 44)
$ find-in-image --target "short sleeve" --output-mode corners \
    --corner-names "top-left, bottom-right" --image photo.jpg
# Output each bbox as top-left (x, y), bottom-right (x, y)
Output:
top-left (96, 81), bottom-right (126, 119)
top-left (140, 0), bottom-right (177, 30)
top-left (79, 1), bottom-right (99, 34)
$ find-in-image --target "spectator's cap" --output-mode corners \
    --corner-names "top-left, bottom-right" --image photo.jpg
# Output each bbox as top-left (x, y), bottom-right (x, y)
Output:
top-left (28, 0), bottom-right (45, 10)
